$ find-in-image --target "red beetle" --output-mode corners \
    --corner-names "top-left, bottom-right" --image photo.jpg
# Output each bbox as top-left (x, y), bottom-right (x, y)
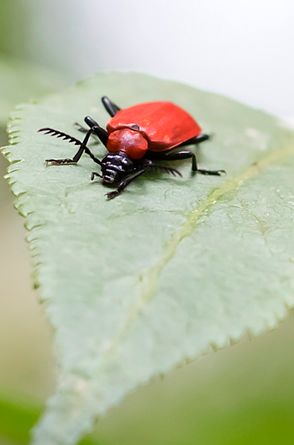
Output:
top-left (40, 96), bottom-right (225, 199)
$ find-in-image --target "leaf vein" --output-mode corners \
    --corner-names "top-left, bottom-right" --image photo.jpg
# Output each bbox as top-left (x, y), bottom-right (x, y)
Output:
top-left (105, 142), bottom-right (294, 354)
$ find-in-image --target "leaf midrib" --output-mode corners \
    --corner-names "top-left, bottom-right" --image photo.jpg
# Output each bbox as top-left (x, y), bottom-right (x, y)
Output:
top-left (102, 141), bottom-right (294, 356)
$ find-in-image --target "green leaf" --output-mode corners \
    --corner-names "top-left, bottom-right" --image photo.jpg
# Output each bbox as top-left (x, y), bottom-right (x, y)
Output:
top-left (3, 73), bottom-right (294, 445)
top-left (0, 56), bottom-right (65, 127)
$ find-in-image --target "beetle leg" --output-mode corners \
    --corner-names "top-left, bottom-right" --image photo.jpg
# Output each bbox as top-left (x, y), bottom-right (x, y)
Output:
top-left (84, 116), bottom-right (109, 147)
top-left (169, 150), bottom-right (225, 176)
top-left (194, 133), bottom-right (211, 144)
top-left (106, 168), bottom-right (147, 200)
top-left (183, 150), bottom-right (225, 175)
top-left (176, 150), bottom-right (226, 176)
top-left (167, 135), bottom-right (225, 174)
top-left (151, 150), bottom-right (197, 169)
top-left (74, 114), bottom-right (110, 148)
top-left (84, 116), bottom-right (108, 147)
top-left (148, 149), bottom-right (225, 176)
top-left (74, 122), bottom-right (101, 147)
top-left (101, 96), bottom-right (121, 117)
top-left (90, 172), bottom-right (103, 180)
top-left (196, 169), bottom-right (226, 176)
top-left (177, 133), bottom-right (211, 147)
top-left (146, 149), bottom-right (194, 163)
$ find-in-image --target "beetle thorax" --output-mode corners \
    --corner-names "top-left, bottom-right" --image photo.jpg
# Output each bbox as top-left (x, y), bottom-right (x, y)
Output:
top-left (107, 128), bottom-right (148, 160)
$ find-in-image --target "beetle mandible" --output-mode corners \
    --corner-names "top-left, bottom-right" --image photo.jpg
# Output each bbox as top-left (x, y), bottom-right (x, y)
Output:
top-left (39, 96), bottom-right (225, 200)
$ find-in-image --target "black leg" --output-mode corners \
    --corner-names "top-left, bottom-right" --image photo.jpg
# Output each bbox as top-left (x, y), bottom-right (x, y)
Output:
top-left (159, 150), bottom-right (198, 171)
top-left (147, 149), bottom-right (225, 176)
top-left (194, 133), bottom-right (211, 144)
top-left (91, 172), bottom-right (102, 180)
top-left (106, 168), bottom-right (147, 200)
top-left (178, 133), bottom-right (211, 147)
top-left (45, 128), bottom-right (102, 166)
top-left (101, 96), bottom-right (121, 117)
top-left (74, 116), bottom-right (108, 146)
top-left (147, 149), bottom-right (195, 164)
top-left (74, 122), bottom-right (101, 148)
top-left (106, 160), bottom-right (183, 200)
top-left (84, 116), bottom-right (108, 147)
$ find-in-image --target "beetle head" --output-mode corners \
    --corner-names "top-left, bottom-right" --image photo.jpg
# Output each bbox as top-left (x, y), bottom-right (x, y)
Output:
top-left (101, 151), bottom-right (134, 185)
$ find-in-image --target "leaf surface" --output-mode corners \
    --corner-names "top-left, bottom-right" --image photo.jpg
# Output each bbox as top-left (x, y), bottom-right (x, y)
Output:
top-left (3, 73), bottom-right (294, 445)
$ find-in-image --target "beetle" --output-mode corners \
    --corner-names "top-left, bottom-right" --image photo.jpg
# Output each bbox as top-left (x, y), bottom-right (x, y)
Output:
top-left (39, 96), bottom-right (225, 199)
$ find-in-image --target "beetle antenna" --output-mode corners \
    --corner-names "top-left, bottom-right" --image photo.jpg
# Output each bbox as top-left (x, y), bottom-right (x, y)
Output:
top-left (39, 127), bottom-right (102, 166)
top-left (38, 127), bottom-right (83, 146)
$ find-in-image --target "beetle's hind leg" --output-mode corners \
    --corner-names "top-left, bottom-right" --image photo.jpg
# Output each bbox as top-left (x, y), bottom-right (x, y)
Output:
top-left (196, 167), bottom-right (226, 176)
top-left (179, 150), bottom-right (225, 176)
top-left (177, 135), bottom-right (225, 175)
top-left (170, 150), bottom-right (225, 176)
top-left (178, 133), bottom-right (211, 147)
top-left (147, 149), bottom-right (225, 176)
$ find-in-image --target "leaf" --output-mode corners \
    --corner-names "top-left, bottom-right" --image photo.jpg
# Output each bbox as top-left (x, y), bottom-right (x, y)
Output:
top-left (0, 56), bottom-right (65, 127)
top-left (2, 73), bottom-right (294, 445)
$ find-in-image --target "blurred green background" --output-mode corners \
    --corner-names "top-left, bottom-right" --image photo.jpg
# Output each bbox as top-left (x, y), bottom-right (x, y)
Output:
top-left (0, 1), bottom-right (294, 444)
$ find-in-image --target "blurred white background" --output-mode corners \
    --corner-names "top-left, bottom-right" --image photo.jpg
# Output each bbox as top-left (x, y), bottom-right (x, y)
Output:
top-left (27, 0), bottom-right (294, 119)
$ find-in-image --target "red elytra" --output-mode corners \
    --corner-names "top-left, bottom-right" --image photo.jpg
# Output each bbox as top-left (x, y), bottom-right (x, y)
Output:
top-left (106, 101), bottom-right (202, 159)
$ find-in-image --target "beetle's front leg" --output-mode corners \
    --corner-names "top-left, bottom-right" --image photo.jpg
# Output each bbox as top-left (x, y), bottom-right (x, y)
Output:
top-left (106, 168), bottom-right (147, 200)
top-left (74, 122), bottom-right (101, 147)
